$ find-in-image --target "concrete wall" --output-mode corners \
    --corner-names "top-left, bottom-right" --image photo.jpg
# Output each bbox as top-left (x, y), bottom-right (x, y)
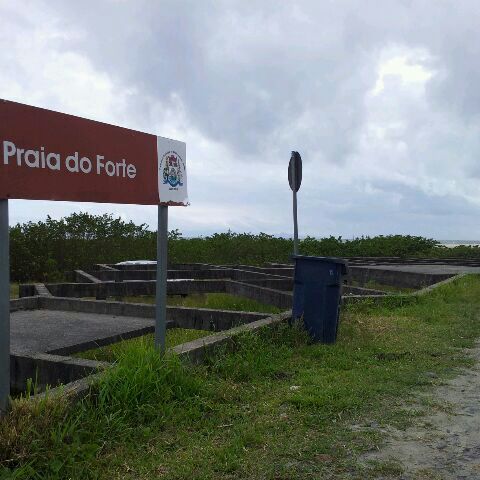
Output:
top-left (346, 257), bottom-right (480, 267)
top-left (343, 285), bottom-right (387, 296)
top-left (87, 268), bottom-right (232, 281)
top-left (226, 281), bottom-right (293, 309)
top-left (85, 267), bottom-right (290, 283)
top-left (233, 278), bottom-right (294, 291)
top-left (19, 284), bottom-right (36, 297)
top-left (101, 263), bottom-right (223, 271)
top-left (38, 296), bottom-right (267, 332)
top-left (223, 265), bottom-right (294, 277)
top-left (28, 279), bottom-right (229, 298)
top-left (10, 296), bottom-right (39, 312)
top-left (172, 311), bottom-right (292, 363)
top-left (349, 266), bottom-right (453, 289)
top-left (168, 306), bottom-right (267, 331)
top-left (11, 352), bottom-right (108, 394)
top-left (74, 270), bottom-right (102, 283)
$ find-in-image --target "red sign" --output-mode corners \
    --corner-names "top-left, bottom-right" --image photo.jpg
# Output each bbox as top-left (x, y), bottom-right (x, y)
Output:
top-left (0, 99), bottom-right (187, 205)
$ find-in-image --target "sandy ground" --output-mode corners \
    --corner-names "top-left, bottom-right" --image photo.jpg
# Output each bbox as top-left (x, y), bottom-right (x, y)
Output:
top-left (360, 344), bottom-right (480, 479)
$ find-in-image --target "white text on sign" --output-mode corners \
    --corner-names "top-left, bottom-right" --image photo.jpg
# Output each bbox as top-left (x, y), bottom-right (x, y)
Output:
top-left (2, 140), bottom-right (137, 179)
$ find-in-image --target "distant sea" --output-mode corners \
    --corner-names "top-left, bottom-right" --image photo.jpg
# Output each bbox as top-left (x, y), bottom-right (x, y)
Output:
top-left (439, 240), bottom-right (480, 248)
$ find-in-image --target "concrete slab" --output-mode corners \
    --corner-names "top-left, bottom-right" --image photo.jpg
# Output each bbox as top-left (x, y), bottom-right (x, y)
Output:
top-left (361, 264), bottom-right (480, 275)
top-left (11, 310), bottom-right (154, 355)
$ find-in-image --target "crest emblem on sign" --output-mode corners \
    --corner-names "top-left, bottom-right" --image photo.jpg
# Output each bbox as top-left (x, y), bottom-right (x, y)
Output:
top-left (161, 151), bottom-right (184, 188)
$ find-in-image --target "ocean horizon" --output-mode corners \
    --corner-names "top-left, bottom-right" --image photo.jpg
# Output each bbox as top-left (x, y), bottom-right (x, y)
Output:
top-left (439, 240), bottom-right (480, 247)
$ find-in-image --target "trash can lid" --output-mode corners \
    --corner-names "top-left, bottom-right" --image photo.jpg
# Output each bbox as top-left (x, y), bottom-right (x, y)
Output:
top-left (291, 255), bottom-right (348, 265)
top-left (291, 255), bottom-right (349, 274)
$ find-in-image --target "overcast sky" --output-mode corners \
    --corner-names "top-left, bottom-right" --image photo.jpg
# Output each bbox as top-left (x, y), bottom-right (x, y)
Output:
top-left (1, 0), bottom-right (479, 239)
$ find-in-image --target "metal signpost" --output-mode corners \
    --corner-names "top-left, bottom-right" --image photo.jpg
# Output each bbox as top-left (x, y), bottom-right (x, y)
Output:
top-left (288, 151), bottom-right (302, 255)
top-left (0, 200), bottom-right (9, 414)
top-left (155, 205), bottom-right (169, 352)
top-left (0, 99), bottom-right (188, 413)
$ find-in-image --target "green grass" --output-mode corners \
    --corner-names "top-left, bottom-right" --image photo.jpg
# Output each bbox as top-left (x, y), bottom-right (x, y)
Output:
top-left (121, 293), bottom-right (282, 314)
top-left (2, 275), bottom-right (480, 479)
top-left (350, 279), bottom-right (416, 294)
top-left (9, 283), bottom-right (18, 299)
top-left (75, 329), bottom-right (212, 363)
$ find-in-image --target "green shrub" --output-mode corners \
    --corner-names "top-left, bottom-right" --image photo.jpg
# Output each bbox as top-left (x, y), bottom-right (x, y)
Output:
top-left (10, 212), bottom-right (478, 283)
top-left (0, 340), bottom-right (203, 479)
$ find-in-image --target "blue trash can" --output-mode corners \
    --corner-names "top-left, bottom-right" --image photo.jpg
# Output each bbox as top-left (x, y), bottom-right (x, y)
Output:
top-left (292, 255), bottom-right (348, 343)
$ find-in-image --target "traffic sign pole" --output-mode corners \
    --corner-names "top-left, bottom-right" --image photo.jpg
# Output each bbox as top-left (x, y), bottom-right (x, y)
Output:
top-left (0, 199), bottom-right (9, 415)
top-left (292, 159), bottom-right (299, 255)
top-left (288, 151), bottom-right (302, 256)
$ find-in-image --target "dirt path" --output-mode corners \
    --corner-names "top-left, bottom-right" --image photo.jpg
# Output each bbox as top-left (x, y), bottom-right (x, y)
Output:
top-left (361, 344), bottom-right (480, 479)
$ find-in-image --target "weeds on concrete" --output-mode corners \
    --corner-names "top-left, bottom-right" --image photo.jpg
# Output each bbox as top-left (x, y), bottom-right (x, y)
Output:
top-left (9, 284), bottom-right (18, 299)
top-left (75, 329), bottom-right (212, 363)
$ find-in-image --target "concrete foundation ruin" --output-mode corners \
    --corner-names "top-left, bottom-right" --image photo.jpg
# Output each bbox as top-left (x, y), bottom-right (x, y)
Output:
top-left (11, 259), bottom-right (479, 399)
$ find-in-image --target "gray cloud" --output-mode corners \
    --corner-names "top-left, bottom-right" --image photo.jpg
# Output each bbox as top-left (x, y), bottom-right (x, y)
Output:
top-left (45, 1), bottom-right (380, 160)
top-left (43, 1), bottom-right (480, 162)
top-left (2, 0), bottom-right (480, 239)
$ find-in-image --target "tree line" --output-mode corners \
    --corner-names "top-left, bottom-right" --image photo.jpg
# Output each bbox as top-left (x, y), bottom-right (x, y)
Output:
top-left (9, 212), bottom-right (479, 282)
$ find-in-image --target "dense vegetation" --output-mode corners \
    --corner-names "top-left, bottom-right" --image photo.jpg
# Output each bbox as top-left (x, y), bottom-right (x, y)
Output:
top-left (1, 275), bottom-right (480, 478)
top-left (10, 212), bottom-right (480, 282)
